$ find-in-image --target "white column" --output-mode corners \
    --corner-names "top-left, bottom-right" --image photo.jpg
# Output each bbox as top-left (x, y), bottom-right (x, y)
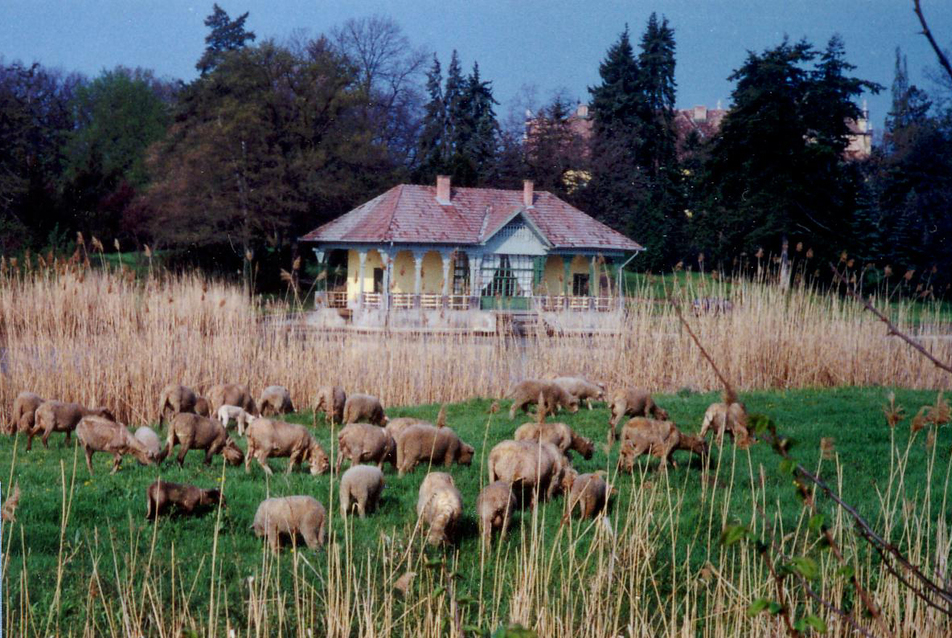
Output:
top-left (413, 251), bottom-right (424, 307)
top-left (441, 252), bottom-right (452, 299)
top-left (357, 249), bottom-right (367, 309)
top-left (382, 250), bottom-right (392, 310)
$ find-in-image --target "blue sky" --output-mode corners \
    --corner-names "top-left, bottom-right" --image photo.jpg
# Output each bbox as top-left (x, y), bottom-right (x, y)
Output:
top-left (3, 0), bottom-right (951, 131)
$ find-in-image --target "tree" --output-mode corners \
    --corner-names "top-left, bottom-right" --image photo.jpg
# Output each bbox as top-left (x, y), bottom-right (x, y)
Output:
top-left (523, 93), bottom-right (589, 200)
top-left (196, 4), bottom-right (256, 76)
top-left (413, 55), bottom-right (448, 183)
top-left (455, 62), bottom-right (499, 185)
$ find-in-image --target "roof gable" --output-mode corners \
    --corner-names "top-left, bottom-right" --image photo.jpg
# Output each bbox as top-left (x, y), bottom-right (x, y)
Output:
top-left (482, 214), bottom-right (550, 256)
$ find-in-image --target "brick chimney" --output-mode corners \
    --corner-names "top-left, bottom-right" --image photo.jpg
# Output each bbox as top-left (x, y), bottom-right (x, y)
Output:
top-left (436, 175), bottom-right (451, 204)
top-left (523, 180), bottom-right (534, 208)
top-left (693, 105), bottom-right (707, 122)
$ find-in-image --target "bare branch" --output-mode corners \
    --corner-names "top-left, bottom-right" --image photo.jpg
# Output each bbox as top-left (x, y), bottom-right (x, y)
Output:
top-left (913, 0), bottom-right (952, 84)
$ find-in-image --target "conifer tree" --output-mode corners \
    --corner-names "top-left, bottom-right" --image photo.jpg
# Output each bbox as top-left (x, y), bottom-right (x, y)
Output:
top-left (196, 4), bottom-right (256, 76)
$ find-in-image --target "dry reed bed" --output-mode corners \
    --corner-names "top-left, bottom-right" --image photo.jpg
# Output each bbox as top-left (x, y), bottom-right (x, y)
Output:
top-left (0, 269), bottom-right (948, 425)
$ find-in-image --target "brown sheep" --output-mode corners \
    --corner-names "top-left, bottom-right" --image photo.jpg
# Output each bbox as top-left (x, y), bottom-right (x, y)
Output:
top-left (315, 386), bottom-right (346, 424)
top-left (158, 384), bottom-right (208, 424)
top-left (343, 393), bottom-right (387, 426)
top-left (252, 496), bottom-right (326, 551)
top-left (395, 424), bottom-right (475, 476)
top-left (476, 480), bottom-right (517, 544)
top-left (514, 421), bottom-right (594, 460)
top-left (487, 440), bottom-right (568, 507)
top-left (145, 480), bottom-right (224, 519)
top-left (551, 377), bottom-right (607, 410)
top-left (618, 417), bottom-right (708, 471)
top-left (339, 465), bottom-right (385, 518)
top-left (30, 401), bottom-right (114, 451)
top-left (416, 472), bottom-right (463, 546)
top-left (164, 413), bottom-right (244, 467)
top-left (76, 416), bottom-right (154, 475)
top-left (207, 383), bottom-right (257, 416)
top-left (337, 423), bottom-right (396, 472)
top-left (561, 470), bottom-right (613, 522)
top-left (507, 379), bottom-right (580, 419)
top-left (134, 426), bottom-right (168, 464)
top-left (699, 402), bottom-right (751, 446)
top-left (259, 385), bottom-right (295, 416)
top-left (607, 389), bottom-right (669, 443)
top-left (385, 417), bottom-right (426, 441)
top-left (244, 418), bottom-right (328, 476)
top-left (10, 391), bottom-right (43, 436)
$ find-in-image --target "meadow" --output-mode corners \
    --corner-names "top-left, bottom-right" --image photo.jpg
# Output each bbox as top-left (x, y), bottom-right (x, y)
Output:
top-left (1, 262), bottom-right (952, 636)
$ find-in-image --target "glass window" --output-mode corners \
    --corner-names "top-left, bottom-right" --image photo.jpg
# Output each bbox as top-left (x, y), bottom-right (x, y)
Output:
top-left (481, 254), bottom-right (534, 297)
top-left (453, 253), bottom-right (470, 295)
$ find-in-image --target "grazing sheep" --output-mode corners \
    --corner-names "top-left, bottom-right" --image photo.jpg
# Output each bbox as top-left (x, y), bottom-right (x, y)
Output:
top-left (244, 417), bottom-right (328, 476)
top-left (618, 417), bottom-right (708, 471)
top-left (337, 423), bottom-right (396, 471)
top-left (10, 391), bottom-right (43, 436)
top-left (385, 417), bottom-right (426, 441)
top-left (343, 394), bottom-right (387, 426)
top-left (561, 470), bottom-right (613, 522)
top-left (416, 472), bottom-right (463, 546)
top-left (699, 402), bottom-right (751, 446)
top-left (30, 401), bottom-right (115, 451)
top-left (514, 422), bottom-right (594, 460)
top-left (551, 377), bottom-right (606, 410)
top-left (207, 383), bottom-right (257, 416)
top-left (607, 389), bottom-right (670, 443)
top-left (76, 416), bottom-right (154, 475)
top-left (145, 480), bottom-right (224, 519)
top-left (476, 481), bottom-right (517, 544)
top-left (134, 426), bottom-right (167, 464)
top-left (395, 424), bottom-right (475, 476)
top-left (194, 396), bottom-right (210, 418)
top-left (487, 440), bottom-right (568, 507)
top-left (164, 413), bottom-right (244, 467)
top-left (315, 386), bottom-right (346, 424)
top-left (507, 379), bottom-right (580, 419)
top-left (252, 496), bottom-right (326, 551)
top-left (340, 465), bottom-right (385, 518)
top-left (259, 385), bottom-right (295, 416)
top-left (217, 404), bottom-right (254, 436)
top-left (158, 384), bottom-right (207, 424)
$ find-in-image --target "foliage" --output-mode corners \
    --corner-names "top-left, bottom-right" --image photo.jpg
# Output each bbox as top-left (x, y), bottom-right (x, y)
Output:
top-left (195, 3), bottom-right (256, 76)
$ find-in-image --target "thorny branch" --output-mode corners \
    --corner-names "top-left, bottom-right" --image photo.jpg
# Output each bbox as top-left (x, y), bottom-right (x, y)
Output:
top-left (913, 0), bottom-right (952, 84)
top-left (830, 264), bottom-right (952, 375)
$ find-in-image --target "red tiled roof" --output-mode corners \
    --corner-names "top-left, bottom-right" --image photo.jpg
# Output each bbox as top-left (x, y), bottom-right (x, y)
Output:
top-left (300, 184), bottom-right (643, 252)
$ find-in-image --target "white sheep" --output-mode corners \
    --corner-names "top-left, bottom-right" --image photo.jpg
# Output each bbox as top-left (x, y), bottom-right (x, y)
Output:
top-left (217, 404), bottom-right (254, 436)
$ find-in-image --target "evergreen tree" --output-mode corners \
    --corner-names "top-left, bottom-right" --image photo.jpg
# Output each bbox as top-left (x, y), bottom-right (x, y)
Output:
top-left (414, 55), bottom-right (447, 182)
top-left (459, 62), bottom-right (498, 185)
top-left (196, 4), bottom-right (256, 76)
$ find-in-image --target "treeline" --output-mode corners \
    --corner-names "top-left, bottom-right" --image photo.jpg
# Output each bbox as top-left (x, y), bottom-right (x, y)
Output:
top-left (1, 5), bottom-right (950, 296)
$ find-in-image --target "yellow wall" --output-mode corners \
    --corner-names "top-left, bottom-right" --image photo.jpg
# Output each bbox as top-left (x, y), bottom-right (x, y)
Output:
top-left (542, 255), bottom-right (566, 295)
top-left (392, 251), bottom-right (414, 293)
top-left (421, 251), bottom-right (445, 293)
top-left (346, 249), bottom-right (384, 301)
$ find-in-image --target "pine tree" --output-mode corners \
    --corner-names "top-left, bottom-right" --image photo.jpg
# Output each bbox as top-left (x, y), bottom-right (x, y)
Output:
top-left (196, 4), bottom-right (256, 76)
top-left (461, 62), bottom-right (498, 185)
top-left (414, 54), bottom-right (447, 182)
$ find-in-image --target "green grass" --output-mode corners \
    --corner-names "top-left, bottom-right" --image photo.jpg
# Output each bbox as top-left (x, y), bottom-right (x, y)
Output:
top-left (3, 386), bottom-right (951, 633)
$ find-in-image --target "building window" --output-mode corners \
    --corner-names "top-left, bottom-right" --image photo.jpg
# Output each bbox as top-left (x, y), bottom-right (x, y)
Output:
top-left (573, 273), bottom-right (590, 296)
top-left (373, 268), bottom-right (384, 293)
top-left (481, 254), bottom-right (534, 297)
top-left (453, 253), bottom-right (469, 295)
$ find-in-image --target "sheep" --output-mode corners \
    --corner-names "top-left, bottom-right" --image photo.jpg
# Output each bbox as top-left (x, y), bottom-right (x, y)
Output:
top-left (164, 413), bottom-right (244, 467)
top-left (618, 417), bottom-right (708, 471)
top-left (561, 470), bottom-right (613, 522)
top-left (551, 377), bottom-right (606, 410)
top-left (337, 423), bottom-right (396, 472)
top-left (158, 383), bottom-right (208, 424)
top-left (207, 383), bottom-right (257, 416)
top-left (134, 426), bottom-right (167, 464)
top-left (514, 421), bottom-right (594, 460)
top-left (699, 401), bottom-right (751, 446)
top-left (252, 496), bottom-right (326, 551)
top-left (244, 417), bottom-right (329, 476)
top-left (10, 391), bottom-right (43, 436)
top-left (76, 416), bottom-right (154, 475)
top-left (339, 465), bottom-right (385, 518)
top-left (217, 404), bottom-right (254, 436)
top-left (416, 472), bottom-right (463, 546)
top-left (29, 400), bottom-right (115, 451)
top-left (145, 480), bottom-right (224, 519)
top-left (476, 480), bottom-right (517, 544)
top-left (315, 385), bottom-right (346, 424)
top-left (259, 385), bottom-right (295, 416)
top-left (395, 424), bottom-right (475, 476)
top-left (487, 440), bottom-right (568, 507)
top-left (343, 393), bottom-right (387, 426)
top-left (607, 389), bottom-right (670, 443)
top-left (506, 379), bottom-right (579, 419)
top-left (385, 417), bottom-right (426, 440)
